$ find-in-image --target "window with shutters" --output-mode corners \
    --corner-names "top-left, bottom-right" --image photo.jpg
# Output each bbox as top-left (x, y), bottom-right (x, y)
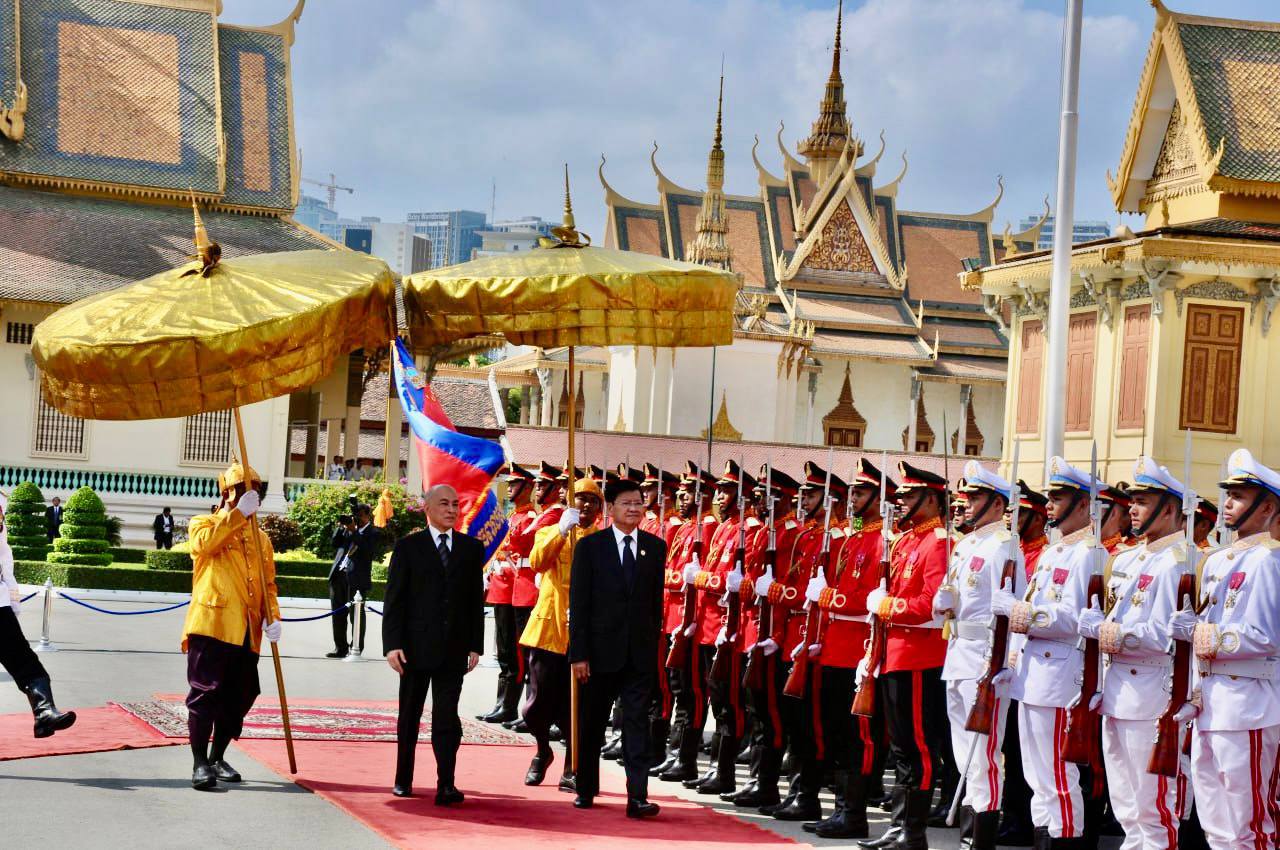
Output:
top-left (1015, 319), bottom-right (1044, 434)
top-left (1116, 304), bottom-right (1151, 430)
top-left (182, 410), bottom-right (233, 465)
top-left (1064, 311), bottom-right (1097, 432)
top-left (825, 426), bottom-right (863, 448)
top-left (1179, 304), bottom-right (1243, 434)
top-left (32, 380), bottom-right (85, 457)
top-left (6, 322), bottom-right (33, 344)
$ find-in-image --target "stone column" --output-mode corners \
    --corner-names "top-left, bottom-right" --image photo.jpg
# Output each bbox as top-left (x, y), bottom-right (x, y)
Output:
top-left (957, 384), bottom-right (972, 457)
top-left (262, 395), bottom-right (291, 514)
top-left (519, 385), bottom-right (531, 425)
top-left (906, 377), bottom-right (921, 453)
top-left (384, 378), bottom-right (403, 481)
top-left (599, 372), bottom-right (609, 431)
top-left (343, 404), bottom-right (362, 463)
top-left (805, 371), bottom-right (819, 445)
top-left (324, 419), bottom-right (341, 468)
top-left (302, 393), bottom-right (321, 479)
top-left (536, 368), bottom-right (553, 427)
top-left (407, 354), bottom-right (426, 495)
top-left (665, 349), bottom-right (677, 435)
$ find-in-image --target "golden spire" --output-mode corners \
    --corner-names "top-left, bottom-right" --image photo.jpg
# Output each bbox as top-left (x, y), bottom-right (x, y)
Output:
top-left (541, 164), bottom-right (590, 248)
top-left (687, 65), bottom-right (732, 270)
top-left (186, 189), bottom-right (221, 277)
top-left (798, 0), bottom-right (856, 184)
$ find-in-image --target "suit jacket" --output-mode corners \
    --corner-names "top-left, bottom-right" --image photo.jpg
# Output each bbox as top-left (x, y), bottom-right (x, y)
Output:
top-left (45, 505), bottom-right (62, 534)
top-left (382, 529), bottom-right (485, 672)
top-left (153, 514), bottom-right (174, 539)
top-left (329, 527), bottom-right (351, 581)
top-left (568, 527), bottom-right (665, 675)
top-left (346, 523), bottom-right (378, 592)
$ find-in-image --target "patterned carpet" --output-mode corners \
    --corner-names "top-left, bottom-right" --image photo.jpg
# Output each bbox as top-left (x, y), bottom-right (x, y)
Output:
top-left (114, 697), bottom-right (528, 745)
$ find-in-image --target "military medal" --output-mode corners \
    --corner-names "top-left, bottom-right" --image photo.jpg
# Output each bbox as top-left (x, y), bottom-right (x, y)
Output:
top-left (1048, 567), bottom-right (1068, 602)
top-left (1225, 572), bottom-right (1245, 610)
top-left (1131, 574), bottom-right (1153, 608)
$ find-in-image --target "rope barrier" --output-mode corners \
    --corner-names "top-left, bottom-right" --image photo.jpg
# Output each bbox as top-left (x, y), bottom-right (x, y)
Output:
top-left (57, 592), bottom-right (189, 616)
top-left (367, 605), bottom-right (383, 616)
top-left (279, 603), bottom-right (351, 623)
top-left (19, 591), bottom-right (37, 603)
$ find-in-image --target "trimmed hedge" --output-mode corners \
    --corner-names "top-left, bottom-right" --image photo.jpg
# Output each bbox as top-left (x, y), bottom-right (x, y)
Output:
top-left (51, 538), bottom-right (109, 555)
top-left (14, 560), bottom-right (386, 600)
top-left (51, 487), bottom-right (112, 566)
top-left (7, 482), bottom-right (48, 561)
top-left (57, 523), bottom-right (107, 540)
top-left (145, 550), bottom-right (192, 571)
top-left (109, 548), bottom-right (147, 564)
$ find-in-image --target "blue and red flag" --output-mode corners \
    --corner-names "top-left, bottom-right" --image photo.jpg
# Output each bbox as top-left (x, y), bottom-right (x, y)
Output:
top-left (392, 338), bottom-right (508, 562)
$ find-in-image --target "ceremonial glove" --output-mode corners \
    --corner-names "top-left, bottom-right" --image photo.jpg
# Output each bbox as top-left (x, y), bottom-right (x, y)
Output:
top-left (754, 574), bottom-right (774, 598)
top-left (789, 641), bottom-right (805, 661)
top-left (558, 508), bottom-right (580, 537)
top-left (236, 489), bottom-right (260, 518)
top-left (932, 586), bottom-right (957, 616)
top-left (807, 643), bottom-right (822, 657)
top-left (757, 638), bottom-right (779, 657)
top-left (864, 580), bottom-right (888, 615)
top-left (1169, 603), bottom-right (1198, 643)
top-left (1088, 692), bottom-right (1103, 712)
top-left (683, 622), bottom-right (697, 638)
top-left (482, 573), bottom-right (490, 593)
top-left (264, 620), bottom-right (282, 643)
top-left (725, 570), bottom-right (743, 594)
top-left (1172, 701), bottom-right (1199, 724)
top-left (991, 669), bottom-right (1013, 697)
top-left (683, 561), bottom-right (699, 585)
top-left (1077, 599), bottom-right (1105, 640)
top-left (855, 657), bottom-right (871, 689)
top-left (715, 627), bottom-right (728, 648)
top-left (805, 573), bottom-right (828, 604)
top-left (990, 578), bottom-right (1017, 617)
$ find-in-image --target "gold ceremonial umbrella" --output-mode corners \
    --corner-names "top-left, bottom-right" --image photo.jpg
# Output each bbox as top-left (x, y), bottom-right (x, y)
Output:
top-left (31, 200), bottom-right (398, 773)
top-left (403, 168), bottom-right (740, 772)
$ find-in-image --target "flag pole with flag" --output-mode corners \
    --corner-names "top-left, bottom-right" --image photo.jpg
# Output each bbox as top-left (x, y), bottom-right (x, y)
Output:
top-left (392, 338), bottom-right (509, 562)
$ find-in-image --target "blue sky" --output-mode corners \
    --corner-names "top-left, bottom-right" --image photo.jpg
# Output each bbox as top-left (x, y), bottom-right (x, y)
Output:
top-left (222, 1), bottom-right (1275, 238)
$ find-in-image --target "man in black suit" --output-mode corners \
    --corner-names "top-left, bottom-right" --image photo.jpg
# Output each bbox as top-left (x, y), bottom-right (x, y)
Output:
top-left (341, 504), bottom-right (377, 655)
top-left (569, 477), bottom-right (666, 818)
top-left (383, 484), bottom-right (484, 805)
top-left (152, 507), bottom-right (175, 550)
top-left (45, 497), bottom-right (62, 543)
top-left (326, 514), bottom-right (355, 658)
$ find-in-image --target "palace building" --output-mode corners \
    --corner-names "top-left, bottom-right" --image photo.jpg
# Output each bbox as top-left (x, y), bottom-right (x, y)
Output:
top-left (966, 0), bottom-right (1280, 493)
top-left (516, 2), bottom-right (1033, 458)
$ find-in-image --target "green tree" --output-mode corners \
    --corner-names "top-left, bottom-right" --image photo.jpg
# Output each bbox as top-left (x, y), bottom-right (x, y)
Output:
top-left (48, 487), bottom-right (113, 566)
top-left (286, 481), bottom-right (427, 560)
top-left (6, 481), bottom-right (48, 561)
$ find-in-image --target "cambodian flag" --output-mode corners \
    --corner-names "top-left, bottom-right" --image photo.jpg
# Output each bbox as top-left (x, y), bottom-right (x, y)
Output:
top-left (392, 338), bottom-right (508, 563)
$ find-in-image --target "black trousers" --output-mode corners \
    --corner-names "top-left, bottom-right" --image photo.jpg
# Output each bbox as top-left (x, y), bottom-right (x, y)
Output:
top-left (707, 648), bottom-right (745, 779)
top-left (522, 647), bottom-right (571, 763)
top-left (395, 667), bottom-right (464, 790)
top-left (820, 665), bottom-right (881, 777)
top-left (648, 633), bottom-right (684, 761)
top-left (491, 603), bottom-right (517, 706)
top-left (154, 533), bottom-right (173, 550)
top-left (672, 643), bottom-right (713, 766)
top-left (578, 660), bottom-right (654, 801)
top-left (779, 659), bottom-right (822, 792)
top-left (745, 652), bottom-right (787, 790)
top-left (509, 606), bottom-right (532, 712)
top-left (881, 666), bottom-right (948, 793)
top-left (0, 605), bottom-right (47, 691)
top-left (328, 572), bottom-right (366, 653)
top-left (186, 633), bottom-right (261, 747)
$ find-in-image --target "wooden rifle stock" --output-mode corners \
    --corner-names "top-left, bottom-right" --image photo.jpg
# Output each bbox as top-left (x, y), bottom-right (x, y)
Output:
top-left (1063, 570), bottom-right (1104, 765)
top-left (710, 558), bottom-right (743, 682)
top-left (851, 554), bottom-right (890, 717)
top-left (743, 547), bottom-right (775, 690)
top-left (966, 556), bottom-right (1017, 735)
top-left (1148, 572), bottom-right (1195, 777)
top-left (783, 547), bottom-right (829, 698)
top-left (666, 538), bottom-right (702, 669)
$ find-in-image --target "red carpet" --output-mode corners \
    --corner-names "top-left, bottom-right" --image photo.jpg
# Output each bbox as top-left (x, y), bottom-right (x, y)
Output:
top-left (0, 705), bottom-right (176, 761)
top-left (237, 738), bottom-right (797, 849)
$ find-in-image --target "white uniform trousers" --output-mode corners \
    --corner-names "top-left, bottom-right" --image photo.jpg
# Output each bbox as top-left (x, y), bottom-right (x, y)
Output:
top-left (1191, 724), bottom-right (1280, 849)
top-left (946, 677), bottom-right (1008, 813)
top-left (1018, 702), bottom-right (1083, 839)
top-left (1102, 716), bottom-right (1187, 850)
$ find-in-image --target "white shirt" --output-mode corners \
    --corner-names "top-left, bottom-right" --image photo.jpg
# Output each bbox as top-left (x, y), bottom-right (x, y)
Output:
top-left (613, 525), bottom-right (640, 565)
top-left (428, 524), bottom-right (454, 553)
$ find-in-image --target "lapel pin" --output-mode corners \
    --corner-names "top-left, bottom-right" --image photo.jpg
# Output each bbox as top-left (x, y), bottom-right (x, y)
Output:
top-left (640, 550), bottom-right (647, 557)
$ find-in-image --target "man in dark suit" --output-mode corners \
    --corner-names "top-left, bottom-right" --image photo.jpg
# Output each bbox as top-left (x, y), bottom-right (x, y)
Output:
top-left (569, 477), bottom-right (666, 818)
top-left (383, 484), bottom-right (484, 805)
top-left (152, 507), bottom-right (175, 550)
top-left (326, 514), bottom-right (355, 658)
top-left (341, 504), bottom-right (377, 655)
top-left (45, 497), bottom-right (62, 543)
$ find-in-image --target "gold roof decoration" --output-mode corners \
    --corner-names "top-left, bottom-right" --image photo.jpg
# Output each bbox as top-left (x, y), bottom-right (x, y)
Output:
top-left (798, 0), bottom-right (858, 180)
top-left (686, 70), bottom-right (732, 270)
top-left (701, 391), bottom-right (743, 442)
top-left (823, 363), bottom-right (867, 431)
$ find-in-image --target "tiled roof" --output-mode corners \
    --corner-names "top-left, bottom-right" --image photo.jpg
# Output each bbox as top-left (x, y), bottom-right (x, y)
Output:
top-left (923, 318), bottom-right (1007, 349)
top-left (899, 215), bottom-right (989, 307)
top-left (217, 26), bottom-right (294, 211)
top-left (915, 355), bottom-right (1006, 383)
top-left (0, 0), bottom-right (16, 116)
top-left (289, 426), bottom-right (409, 464)
top-left (797, 294), bottom-right (916, 330)
top-left (809, 330), bottom-right (932, 361)
top-left (1167, 218), bottom-right (1280, 240)
top-left (359, 372), bottom-right (499, 431)
top-left (1178, 22), bottom-right (1280, 184)
top-left (0, 185), bottom-right (328, 303)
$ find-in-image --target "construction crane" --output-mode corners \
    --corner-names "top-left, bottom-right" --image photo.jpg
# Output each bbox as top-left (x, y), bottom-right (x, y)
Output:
top-left (301, 173), bottom-right (353, 211)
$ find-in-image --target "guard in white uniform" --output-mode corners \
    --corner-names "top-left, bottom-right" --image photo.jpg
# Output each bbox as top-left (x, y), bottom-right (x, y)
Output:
top-left (1170, 449), bottom-right (1280, 850)
top-left (1079, 457), bottom-right (1191, 850)
top-left (933, 461), bottom-right (1023, 849)
top-left (993, 457), bottom-right (1100, 848)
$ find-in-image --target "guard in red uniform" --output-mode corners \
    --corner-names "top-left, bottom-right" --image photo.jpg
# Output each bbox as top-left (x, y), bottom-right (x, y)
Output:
top-left (723, 465), bottom-right (801, 810)
top-left (803, 458), bottom-right (895, 839)
top-left (502, 461), bottom-right (565, 732)
top-left (640, 463), bottom-right (682, 545)
top-left (656, 463), bottom-right (717, 783)
top-left (478, 462), bottom-right (538, 724)
top-left (856, 462), bottom-right (949, 850)
top-left (686, 460), bottom-right (753, 795)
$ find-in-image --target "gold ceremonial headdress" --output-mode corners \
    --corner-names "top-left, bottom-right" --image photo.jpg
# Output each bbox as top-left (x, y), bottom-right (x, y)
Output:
top-left (218, 461), bottom-right (262, 493)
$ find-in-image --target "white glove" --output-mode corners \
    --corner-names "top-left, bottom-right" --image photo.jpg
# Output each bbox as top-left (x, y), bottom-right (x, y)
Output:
top-left (683, 622), bottom-right (696, 638)
top-left (755, 574), bottom-right (774, 598)
top-left (236, 489), bottom-right (260, 518)
top-left (758, 638), bottom-right (779, 657)
top-left (865, 580), bottom-right (888, 614)
top-left (1172, 701), bottom-right (1199, 723)
top-left (991, 669), bottom-right (1013, 697)
top-left (264, 619), bottom-right (282, 643)
top-left (933, 586), bottom-right (957, 616)
top-left (855, 657), bottom-right (871, 689)
top-left (1077, 599), bottom-right (1105, 640)
top-left (805, 573), bottom-right (828, 604)
top-left (482, 573), bottom-right (490, 593)
top-left (558, 508), bottom-right (580, 537)
top-left (715, 627), bottom-right (728, 648)
top-left (1088, 692), bottom-right (1103, 712)
top-left (807, 643), bottom-right (822, 657)
top-left (1169, 604), bottom-right (1198, 643)
top-left (726, 570), bottom-right (743, 594)
top-left (990, 578), bottom-right (1017, 617)
top-left (789, 641), bottom-right (805, 660)
top-left (7, 585), bottom-right (20, 616)
top-left (683, 562), bottom-right (699, 585)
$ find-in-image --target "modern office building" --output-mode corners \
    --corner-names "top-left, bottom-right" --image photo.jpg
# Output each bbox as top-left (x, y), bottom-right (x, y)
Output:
top-left (340, 218), bottom-right (432, 276)
top-left (1016, 214), bottom-right (1111, 251)
top-left (406, 209), bottom-right (486, 268)
top-left (294, 193), bottom-right (341, 240)
top-left (472, 216), bottom-right (555, 257)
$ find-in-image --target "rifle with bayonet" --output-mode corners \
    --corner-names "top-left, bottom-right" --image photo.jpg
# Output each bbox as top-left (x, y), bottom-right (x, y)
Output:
top-left (1063, 442), bottom-right (1105, 766)
top-left (743, 460), bottom-right (775, 691)
top-left (784, 449), bottom-right (834, 698)
top-left (852, 451), bottom-right (893, 717)
top-left (711, 457), bottom-right (748, 682)
top-left (666, 468), bottom-right (705, 670)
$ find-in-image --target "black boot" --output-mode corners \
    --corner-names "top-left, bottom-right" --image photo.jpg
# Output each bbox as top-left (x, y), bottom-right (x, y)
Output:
top-left (963, 810), bottom-right (1000, 850)
top-left (759, 784), bottom-right (798, 816)
top-left (1049, 838), bottom-right (1091, 849)
top-left (998, 814), bottom-right (1036, 846)
top-left (208, 730), bottom-right (242, 782)
top-left (771, 787), bottom-right (821, 822)
top-left (804, 770), bottom-right (848, 834)
top-left (477, 679), bottom-right (507, 721)
top-left (1031, 826), bottom-right (1051, 850)
top-left (815, 771), bottom-right (870, 839)
top-left (602, 731), bottom-right (623, 761)
top-left (684, 765), bottom-right (717, 789)
top-left (25, 677), bottom-right (76, 739)
top-left (650, 751), bottom-right (678, 777)
top-left (888, 789), bottom-right (932, 850)
top-left (190, 741), bottom-right (217, 791)
top-left (696, 764), bottom-right (735, 796)
top-left (858, 787), bottom-right (907, 848)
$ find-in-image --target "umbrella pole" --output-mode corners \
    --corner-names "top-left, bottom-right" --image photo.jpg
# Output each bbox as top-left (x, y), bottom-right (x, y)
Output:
top-left (233, 407), bottom-right (298, 774)
top-left (567, 346), bottom-right (579, 775)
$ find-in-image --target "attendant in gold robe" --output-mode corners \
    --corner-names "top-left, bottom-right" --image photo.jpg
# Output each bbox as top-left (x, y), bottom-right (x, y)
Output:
top-left (180, 462), bottom-right (281, 791)
top-left (518, 477), bottom-right (602, 790)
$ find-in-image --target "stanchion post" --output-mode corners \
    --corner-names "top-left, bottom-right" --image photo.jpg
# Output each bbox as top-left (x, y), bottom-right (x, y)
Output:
top-left (35, 578), bottom-right (57, 652)
top-left (344, 592), bottom-right (366, 663)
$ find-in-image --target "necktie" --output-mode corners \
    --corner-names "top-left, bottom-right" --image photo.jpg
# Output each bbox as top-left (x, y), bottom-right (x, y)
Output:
top-left (438, 533), bottom-right (451, 574)
top-left (622, 535), bottom-right (636, 587)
